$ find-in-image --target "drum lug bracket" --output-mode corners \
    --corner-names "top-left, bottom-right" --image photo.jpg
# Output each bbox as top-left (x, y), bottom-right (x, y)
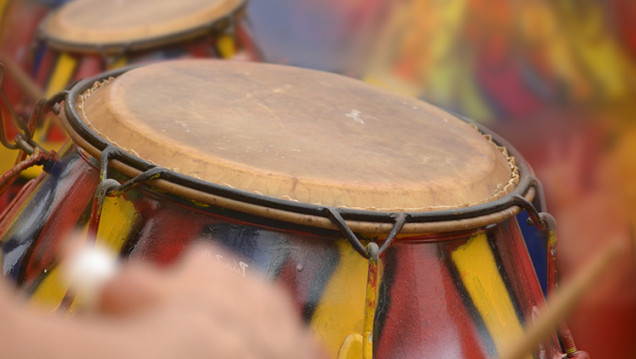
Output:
top-left (537, 212), bottom-right (559, 293)
top-left (337, 242), bottom-right (382, 359)
top-left (98, 146), bottom-right (177, 193)
top-left (514, 190), bottom-right (583, 358)
top-left (324, 207), bottom-right (407, 259)
top-left (99, 145), bottom-right (129, 181)
top-left (114, 167), bottom-right (175, 195)
top-left (362, 242), bottom-right (380, 359)
top-left (90, 150), bottom-right (178, 236)
top-left (513, 191), bottom-right (562, 293)
top-left (88, 179), bottom-right (121, 238)
top-left (514, 194), bottom-right (548, 231)
top-left (88, 145), bottom-right (132, 237)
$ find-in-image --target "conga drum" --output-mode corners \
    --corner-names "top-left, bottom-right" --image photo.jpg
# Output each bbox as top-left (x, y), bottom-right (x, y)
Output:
top-left (1, 60), bottom-right (571, 358)
top-left (0, 0), bottom-right (260, 205)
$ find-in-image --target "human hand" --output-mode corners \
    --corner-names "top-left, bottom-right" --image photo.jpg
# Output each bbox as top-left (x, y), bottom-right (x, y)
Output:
top-left (0, 242), bottom-right (325, 359)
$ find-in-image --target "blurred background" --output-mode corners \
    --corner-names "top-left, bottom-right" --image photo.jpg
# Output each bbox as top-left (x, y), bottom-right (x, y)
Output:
top-left (2, 0), bottom-right (635, 357)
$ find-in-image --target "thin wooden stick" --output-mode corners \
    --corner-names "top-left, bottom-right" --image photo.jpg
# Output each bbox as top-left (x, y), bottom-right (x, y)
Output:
top-left (500, 239), bottom-right (625, 359)
top-left (0, 54), bottom-right (43, 102)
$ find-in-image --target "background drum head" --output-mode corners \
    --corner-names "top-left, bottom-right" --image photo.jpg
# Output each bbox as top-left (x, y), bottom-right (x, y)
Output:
top-left (40, 0), bottom-right (245, 53)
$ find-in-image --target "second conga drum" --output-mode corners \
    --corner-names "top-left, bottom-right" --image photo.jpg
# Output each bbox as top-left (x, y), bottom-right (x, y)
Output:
top-left (0, 0), bottom-right (261, 198)
top-left (1, 60), bottom-right (566, 358)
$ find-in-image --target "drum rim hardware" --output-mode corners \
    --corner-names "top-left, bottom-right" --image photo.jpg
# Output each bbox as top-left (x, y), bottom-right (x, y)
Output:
top-left (1, 63), bottom-right (552, 243)
top-left (57, 66), bottom-right (550, 240)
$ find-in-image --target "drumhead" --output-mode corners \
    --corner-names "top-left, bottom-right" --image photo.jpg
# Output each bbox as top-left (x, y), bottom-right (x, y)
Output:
top-left (41, 0), bottom-right (244, 52)
top-left (71, 60), bottom-right (519, 213)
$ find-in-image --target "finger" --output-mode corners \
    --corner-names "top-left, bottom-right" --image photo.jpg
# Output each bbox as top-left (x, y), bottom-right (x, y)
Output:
top-left (100, 243), bottom-right (236, 316)
top-left (0, 276), bottom-right (22, 306)
top-left (97, 262), bottom-right (166, 316)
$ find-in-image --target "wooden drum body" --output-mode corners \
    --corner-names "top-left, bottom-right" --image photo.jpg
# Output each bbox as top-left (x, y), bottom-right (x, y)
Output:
top-left (1, 60), bottom-right (565, 359)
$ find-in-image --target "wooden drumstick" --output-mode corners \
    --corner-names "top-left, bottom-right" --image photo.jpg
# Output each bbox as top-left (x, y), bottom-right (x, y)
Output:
top-left (500, 238), bottom-right (625, 359)
top-left (0, 54), bottom-right (43, 102)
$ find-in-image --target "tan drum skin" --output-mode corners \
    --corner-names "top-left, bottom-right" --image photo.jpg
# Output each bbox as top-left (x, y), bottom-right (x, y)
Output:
top-left (74, 60), bottom-right (519, 213)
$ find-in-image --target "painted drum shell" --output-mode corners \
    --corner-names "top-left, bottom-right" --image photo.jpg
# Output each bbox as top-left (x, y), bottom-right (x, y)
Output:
top-left (0, 144), bottom-right (560, 359)
top-left (0, 60), bottom-right (560, 358)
